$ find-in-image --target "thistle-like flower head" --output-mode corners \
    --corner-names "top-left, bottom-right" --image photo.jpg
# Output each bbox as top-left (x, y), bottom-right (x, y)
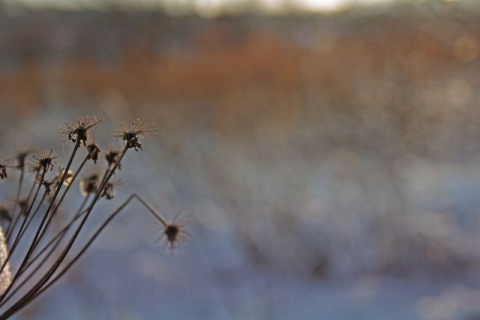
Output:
top-left (59, 116), bottom-right (104, 146)
top-left (157, 210), bottom-right (189, 254)
top-left (112, 119), bottom-right (157, 151)
top-left (30, 149), bottom-right (58, 173)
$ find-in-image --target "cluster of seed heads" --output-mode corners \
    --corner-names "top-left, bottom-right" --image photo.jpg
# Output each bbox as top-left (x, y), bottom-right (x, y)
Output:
top-left (0, 117), bottom-right (187, 319)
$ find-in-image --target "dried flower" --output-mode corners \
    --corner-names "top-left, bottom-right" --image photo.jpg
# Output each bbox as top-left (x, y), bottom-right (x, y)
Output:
top-left (101, 179), bottom-right (122, 200)
top-left (59, 116), bottom-right (104, 146)
top-left (86, 142), bottom-right (101, 164)
top-left (30, 149), bottom-right (58, 173)
top-left (0, 117), bottom-right (187, 319)
top-left (57, 168), bottom-right (74, 186)
top-left (13, 145), bottom-right (35, 171)
top-left (43, 168), bottom-right (74, 195)
top-left (157, 211), bottom-right (189, 253)
top-left (112, 119), bottom-right (157, 151)
top-left (104, 145), bottom-right (123, 170)
top-left (0, 158), bottom-right (12, 180)
top-left (79, 171), bottom-right (101, 196)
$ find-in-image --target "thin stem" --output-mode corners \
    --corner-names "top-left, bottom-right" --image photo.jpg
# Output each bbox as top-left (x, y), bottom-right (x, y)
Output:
top-left (0, 170), bottom-right (45, 279)
top-left (13, 190), bottom-right (48, 248)
top-left (0, 170), bottom-right (46, 302)
top-left (27, 141), bottom-right (81, 253)
top-left (0, 141), bottom-right (80, 307)
top-left (9, 191), bottom-right (48, 266)
top-left (6, 173), bottom-right (37, 244)
top-left (132, 194), bottom-right (168, 226)
top-left (5, 168), bottom-right (25, 239)
top-left (30, 154), bottom-right (89, 254)
top-left (22, 195), bottom-right (91, 275)
top-left (26, 194), bottom-right (168, 305)
top-left (0, 146), bottom-right (127, 318)
top-left (3, 195), bottom-right (91, 304)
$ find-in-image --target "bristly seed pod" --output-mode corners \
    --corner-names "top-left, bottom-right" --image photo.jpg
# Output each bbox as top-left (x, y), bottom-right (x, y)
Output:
top-left (112, 119), bottom-right (158, 151)
top-left (30, 149), bottom-right (58, 173)
top-left (59, 116), bottom-right (104, 146)
top-left (0, 116), bottom-right (187, 319)
top-left (156, 210), bottom-right (189, 254)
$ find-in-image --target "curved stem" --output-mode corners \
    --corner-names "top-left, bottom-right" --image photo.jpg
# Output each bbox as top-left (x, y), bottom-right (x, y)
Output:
top-left (26, 193), bottom-right (169, 305)
top-left (0, 141), bottom-right (80, 307)
top-left (3, 195), bottom-right (91, 304)
top-left (0, 146), bottom-right (127, 318)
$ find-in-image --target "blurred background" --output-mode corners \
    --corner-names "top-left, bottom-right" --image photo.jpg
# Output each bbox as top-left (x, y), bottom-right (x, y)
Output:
top-left (1, 0), bottom-right (480, 319)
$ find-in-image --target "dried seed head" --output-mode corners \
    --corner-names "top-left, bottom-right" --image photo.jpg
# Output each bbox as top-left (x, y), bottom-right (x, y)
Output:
top-left (45, 168), bottom-right (74, 195)
top-left (57, 168), bottom-right (74, 186)
top-left (79, 171), bottom-right (101, 196)
top-left (162, 224), bottom-right (188, 254)
top-left (13, 145), bottom-right (36, 171)
top-left (59, 116), bottom-right (104, 146)
top-left (112, 119), bottom-right (157, 151)
top-left (87, 142), bottom-right (101, 164)
top-left (157, 210), bottom-right (189, 254)
top-left (104, 145), bottom-right (123, 170)
top-left (30, 149), bottom-right (58, 173)
top-left (0, 158), bottom-right (12, 179)
top-left (101, 178), bottom-right (122, 200)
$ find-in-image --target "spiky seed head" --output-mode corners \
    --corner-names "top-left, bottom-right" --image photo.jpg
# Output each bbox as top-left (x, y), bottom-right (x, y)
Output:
top-left (30, 149), bottom-right (58, 173)
top-left (112, 119), bottom-right (157, 151)
top-left (157, 210), bottom-right (189, 254)
top-left (59, 116), bottom-right (104, 146)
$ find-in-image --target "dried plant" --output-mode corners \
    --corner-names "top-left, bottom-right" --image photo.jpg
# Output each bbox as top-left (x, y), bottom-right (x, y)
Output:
top-left (112, 119), bottom-right (158, 151)
top-left (156, 210), bottom-right (189, 254)
top-left (0, 159), bottom-right (12, 180)
top-left (0, 117), bottom-right (185, 319)
top-left (59, 115), bottom-right (104, 146)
